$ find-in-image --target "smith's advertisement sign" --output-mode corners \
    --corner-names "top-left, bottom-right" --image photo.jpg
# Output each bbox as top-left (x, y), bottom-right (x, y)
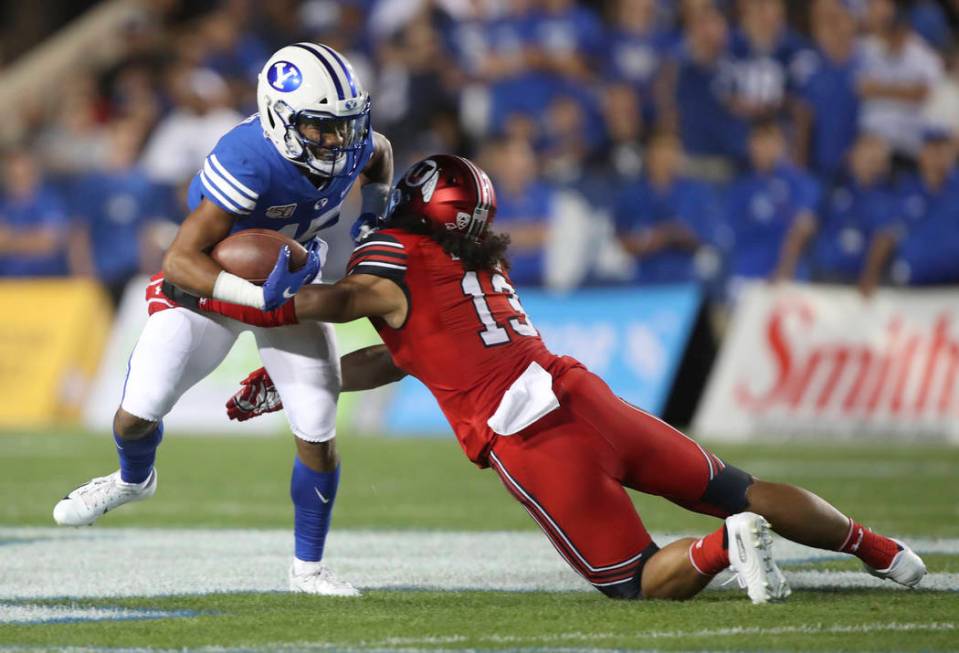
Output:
top-left (695, 282), bottom-right (959, 443)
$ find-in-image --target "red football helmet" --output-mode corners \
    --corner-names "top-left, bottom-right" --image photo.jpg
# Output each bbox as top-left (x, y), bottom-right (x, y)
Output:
top-left (385, 154), bottom-right (496, 239)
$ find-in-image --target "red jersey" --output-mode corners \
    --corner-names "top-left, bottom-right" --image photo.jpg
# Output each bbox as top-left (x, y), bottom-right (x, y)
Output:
top-left (346, 228), bottom-right (579, 466)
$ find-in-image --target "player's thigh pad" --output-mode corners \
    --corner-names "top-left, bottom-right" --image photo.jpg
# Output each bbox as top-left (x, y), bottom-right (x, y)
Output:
top-left (557, 368), bottom-right (728, 512)
top-left (490, 414), bottom-right (657, 596)
top-left (254, 320), bottom-right (340, 442)
top-left (121, 308), bottom-right (240, 421)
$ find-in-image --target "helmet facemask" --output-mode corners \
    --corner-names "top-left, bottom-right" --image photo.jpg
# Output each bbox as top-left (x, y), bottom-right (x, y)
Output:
top-left (272, 98), bottom-right (370, 178)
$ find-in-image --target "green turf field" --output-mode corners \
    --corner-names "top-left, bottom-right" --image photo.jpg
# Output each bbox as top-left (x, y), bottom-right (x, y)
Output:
top-left (1, 429), bottom-right (957, 652)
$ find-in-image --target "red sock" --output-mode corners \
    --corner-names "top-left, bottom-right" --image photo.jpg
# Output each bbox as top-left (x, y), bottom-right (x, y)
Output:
top-left (688, 525), bottom-right (729, 576)
top-left (838, 519), bottom-right (900, 570)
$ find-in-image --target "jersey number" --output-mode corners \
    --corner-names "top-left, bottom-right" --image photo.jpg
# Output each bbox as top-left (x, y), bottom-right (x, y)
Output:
top-left (461, 271), bottom-right (538, 346)
top-left (278, 206), bottom-right (340, 243)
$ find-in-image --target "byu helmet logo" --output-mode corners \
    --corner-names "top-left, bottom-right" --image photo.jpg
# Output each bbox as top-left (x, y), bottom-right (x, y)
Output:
top-left (268, 61), bottom-right (302, 92)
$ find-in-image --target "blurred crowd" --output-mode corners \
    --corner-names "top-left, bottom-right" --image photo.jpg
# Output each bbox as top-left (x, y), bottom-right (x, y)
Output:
top-left (3, 0), bottom-right (959, 305)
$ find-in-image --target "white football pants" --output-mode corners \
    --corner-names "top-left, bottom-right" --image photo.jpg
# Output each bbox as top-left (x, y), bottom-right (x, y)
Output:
top-left (120, 306), bottom-right (340, 442)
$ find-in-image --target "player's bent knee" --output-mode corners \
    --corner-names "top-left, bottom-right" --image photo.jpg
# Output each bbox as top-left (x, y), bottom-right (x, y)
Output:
top-left (700, 464), bottom-right (754, 515)
top-left (113, 409), bottom-right (158, 440)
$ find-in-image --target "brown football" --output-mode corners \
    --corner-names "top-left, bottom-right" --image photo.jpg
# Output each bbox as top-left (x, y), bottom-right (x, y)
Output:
top-left (211, 229), bottom-right (308, 284)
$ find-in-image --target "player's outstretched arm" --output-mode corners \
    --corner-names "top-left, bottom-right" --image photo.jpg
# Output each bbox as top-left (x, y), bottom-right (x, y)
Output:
top-left (341, 345), bottom-right (407, 392)
top-left (293, 274), bottom-right (407, 327)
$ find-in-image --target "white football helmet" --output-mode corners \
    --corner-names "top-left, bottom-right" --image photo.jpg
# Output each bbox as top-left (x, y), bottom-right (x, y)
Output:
top-left (257, 42), bottom-right (371, 178)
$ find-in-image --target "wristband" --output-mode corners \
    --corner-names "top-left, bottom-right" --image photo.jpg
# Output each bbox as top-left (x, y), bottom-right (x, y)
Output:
top-left (361, 183), bottom-right (391, 217)
top-left (212, 271), bottom-right (266, 309)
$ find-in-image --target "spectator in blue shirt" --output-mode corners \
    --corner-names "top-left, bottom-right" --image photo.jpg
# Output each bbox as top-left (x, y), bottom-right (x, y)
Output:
top-left (0, 149), bottom-right (70, 278)
top-left (199, 9), bottom-right (270, 91)
top-left (602, 0), bottom-right (672, 126)
top-left (663, 6), bottom-right (749, 175)
top-left (484, 136), bottom-right (554, 286)
top-left (859, 127), bottom-right (959, 293)
top-left (727, 0), bottom-right (807, 123)
top-left (725, 119), bottom-right (821, 282)
top-left (791, 0), bottom-right (861, 180)
top-left (808, 133), bottom-right (896, 282)
top-left (70, 122), bottom-right (167, 306)
top-left (469, 3), bottom-right (536, 134)
top-left (613, 131), bottom-right (725, 285)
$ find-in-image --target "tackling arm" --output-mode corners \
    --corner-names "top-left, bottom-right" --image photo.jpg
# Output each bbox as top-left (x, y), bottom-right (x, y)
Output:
top-left (293, 274), bottom-right (408, 328)
top-left (197, 272), bottom-right (408, 329)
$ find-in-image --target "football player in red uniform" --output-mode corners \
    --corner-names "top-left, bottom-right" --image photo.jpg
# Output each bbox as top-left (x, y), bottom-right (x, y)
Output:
top-left (175, 155), bottom-right (926, 602)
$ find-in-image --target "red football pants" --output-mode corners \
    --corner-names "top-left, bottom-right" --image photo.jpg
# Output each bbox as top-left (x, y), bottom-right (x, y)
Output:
top-left (489, 367), bottom-right (728, 591)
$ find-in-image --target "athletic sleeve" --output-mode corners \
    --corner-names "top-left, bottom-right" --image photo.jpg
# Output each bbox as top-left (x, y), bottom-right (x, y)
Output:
top-left (346, 232), bottom-right (408, 286)
top-left (197, 130), bottom-right (268, 216)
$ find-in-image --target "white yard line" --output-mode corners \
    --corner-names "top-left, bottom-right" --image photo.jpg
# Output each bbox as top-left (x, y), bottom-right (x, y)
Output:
top-left (0, 604), bottom-right (192, 625)
top-left (366, 622), bottom-right (958, 648)
top-left (0, 528), bottom-right (956, 607)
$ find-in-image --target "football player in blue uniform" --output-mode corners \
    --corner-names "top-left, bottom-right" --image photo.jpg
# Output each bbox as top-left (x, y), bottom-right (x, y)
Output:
top-left (53, 43), bottom-right (394, 596)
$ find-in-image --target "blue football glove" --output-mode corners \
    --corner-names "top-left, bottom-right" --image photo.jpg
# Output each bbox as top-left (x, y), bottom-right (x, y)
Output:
top-left (350, 212), bottom-right (381, 243)
top-left (262, 240), bottom-right (322, 310)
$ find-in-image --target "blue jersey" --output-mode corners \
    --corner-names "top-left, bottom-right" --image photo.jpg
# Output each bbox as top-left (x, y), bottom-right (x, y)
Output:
top-left (494, 180), bottom-right (554, 287)
top-left (725, 163), bottom-right (820, 279)
top-left (73, 168), bottom-right (161, 283)
top-left (614, 176), bottom-right (723, 284)
top-left (675, 48), bottom-right (749, 164)
top-left (791, 48), bottom-right (861, 179)
top-left (728, 28), bottom-right (807, 111)
top-left (892, 171), bottom-right (959, 284)
top-left (0, 184), bottom-right (69, 277)
top-left (810, 179), bottom-right (894, 282)
top-left (187, 115), bottom-right (373, 244)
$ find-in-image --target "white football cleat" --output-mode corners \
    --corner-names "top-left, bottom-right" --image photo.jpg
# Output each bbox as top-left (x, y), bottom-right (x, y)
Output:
top-left (53, 469), bottom-right (157, 527)
top-left (864, 539), bottom-right (927, 588)
top-left (725, 512), bottom-right (791, 604)
top-left (289, 560), bottom-right (361, 597)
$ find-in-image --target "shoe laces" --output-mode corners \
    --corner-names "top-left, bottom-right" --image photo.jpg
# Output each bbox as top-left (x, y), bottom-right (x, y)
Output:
top-left (719, 570), bottom-right (747, 589)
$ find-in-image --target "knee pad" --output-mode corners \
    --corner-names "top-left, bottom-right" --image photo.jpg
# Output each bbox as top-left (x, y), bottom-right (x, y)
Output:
top-left (700, 464), bottom-right (754, 515)
top-left (597, 576), bottom-right (642, 600)
top-left (594, 542), bottom-right (659, 600)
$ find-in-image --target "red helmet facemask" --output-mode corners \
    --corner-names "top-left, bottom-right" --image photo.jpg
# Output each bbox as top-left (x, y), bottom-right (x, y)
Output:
top-left (385, 154), bottom-right (497, 239)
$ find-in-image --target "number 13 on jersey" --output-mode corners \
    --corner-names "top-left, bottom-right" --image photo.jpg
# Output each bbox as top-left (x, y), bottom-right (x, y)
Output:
top-left (461, 270), bottom-right (538, 346)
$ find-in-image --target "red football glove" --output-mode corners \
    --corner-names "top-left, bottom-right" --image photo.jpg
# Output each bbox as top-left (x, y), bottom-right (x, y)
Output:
top-left (146, 273), bottom-right (177, 315)
top-left (226, 368), bottom-right (283, 421)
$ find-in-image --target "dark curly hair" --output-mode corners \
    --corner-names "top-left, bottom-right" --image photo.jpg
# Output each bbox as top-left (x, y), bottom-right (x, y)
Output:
top-left (389, 213), bottom-right (511, 272)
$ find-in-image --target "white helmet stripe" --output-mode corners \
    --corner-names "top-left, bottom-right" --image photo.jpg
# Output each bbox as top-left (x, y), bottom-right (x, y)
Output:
top-left (455, 156), bottom-right (492, 237)
top-left (458, 156), bottom-right (490, 211)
